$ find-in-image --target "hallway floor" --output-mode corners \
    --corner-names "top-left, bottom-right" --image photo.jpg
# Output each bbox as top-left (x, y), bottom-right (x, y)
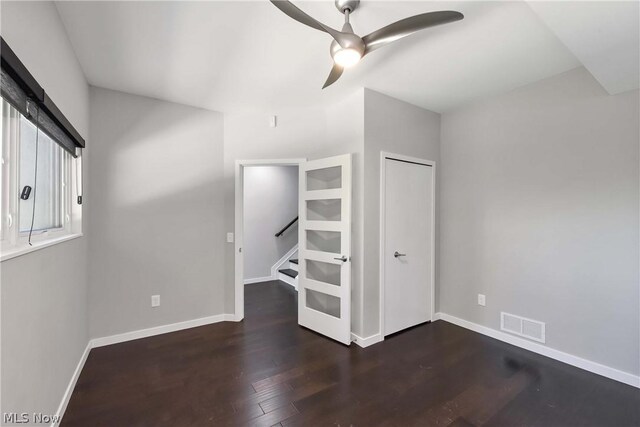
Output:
top-left (63, 281), bottom-right (639, 426)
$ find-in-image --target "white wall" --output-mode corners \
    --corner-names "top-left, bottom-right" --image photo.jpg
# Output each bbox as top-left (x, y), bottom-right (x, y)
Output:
top-left (223, 89), bottom-right (366, 334)
top-left (0, 0), bottom-right (90, 417)
top-left (439, 67), bottom-right (640, 375)
top-left (362, 89), bottom-right (441, 337)
top-left (243, 166), bottom-right (298, 281)
top-left (88, 87), bottom-right (225, 338)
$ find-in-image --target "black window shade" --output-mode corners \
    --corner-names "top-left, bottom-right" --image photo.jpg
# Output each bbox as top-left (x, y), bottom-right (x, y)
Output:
top-left (1, 37), bottom-right (85, 157)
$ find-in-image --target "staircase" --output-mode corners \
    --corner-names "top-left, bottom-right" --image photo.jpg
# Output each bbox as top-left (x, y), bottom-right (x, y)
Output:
top-left (274, 217), bottom-right (299, 290)
top-left (278, 258), bottom-right (298, 290)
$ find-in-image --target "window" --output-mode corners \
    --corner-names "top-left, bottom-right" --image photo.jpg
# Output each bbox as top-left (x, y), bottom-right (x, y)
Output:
top-left (19, 116), bottom-right (68, 233)
top-left (1, 99), bottom-right (82, 259)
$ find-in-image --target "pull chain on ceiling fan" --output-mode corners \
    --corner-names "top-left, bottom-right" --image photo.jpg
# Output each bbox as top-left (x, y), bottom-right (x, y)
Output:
top-left (270, 0), bottom-right (464, 88)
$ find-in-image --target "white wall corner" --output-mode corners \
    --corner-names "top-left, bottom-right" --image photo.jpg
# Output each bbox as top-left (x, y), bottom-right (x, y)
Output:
top-left (437, 312), bottom-right (640, 389)
top-left (53, 341), bottom-right (92, 427)
top-left (351, 333), bottom-right (384, 348)
top-left (223, 313), bottom-right (242, 322)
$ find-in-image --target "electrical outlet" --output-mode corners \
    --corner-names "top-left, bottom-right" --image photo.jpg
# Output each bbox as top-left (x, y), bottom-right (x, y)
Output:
top-left (478, 294), bottom-right (486, 306)
top-left (226, 232), bottom-right (234, 243)
top-left (151, 295), bottom-right (160, 307)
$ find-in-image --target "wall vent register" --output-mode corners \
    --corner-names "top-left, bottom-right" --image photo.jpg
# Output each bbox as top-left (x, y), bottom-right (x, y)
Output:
top-left (500, 312), bottom-right (546, 343)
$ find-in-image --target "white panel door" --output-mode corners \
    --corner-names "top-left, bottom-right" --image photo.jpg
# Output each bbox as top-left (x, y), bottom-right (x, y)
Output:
top-left (298, 154), bottom-right (351, 345)
top-left (384, 158), bottom-right (433, 336)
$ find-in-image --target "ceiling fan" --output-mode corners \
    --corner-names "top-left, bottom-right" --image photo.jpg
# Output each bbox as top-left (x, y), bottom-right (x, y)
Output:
top-left (270, 0), bottom-right (464, 88)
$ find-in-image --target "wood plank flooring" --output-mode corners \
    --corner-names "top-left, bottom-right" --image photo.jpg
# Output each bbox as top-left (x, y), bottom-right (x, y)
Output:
top-left (63, 281), bottom-right (640, 426)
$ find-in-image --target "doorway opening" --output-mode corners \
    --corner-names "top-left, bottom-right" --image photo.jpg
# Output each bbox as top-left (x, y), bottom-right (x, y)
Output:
top-left (235, 160), bottom-right (305, 320)
top-left (244, 165), bottom-right (300, 286)
top-left (235, 154), bottom-right (353, 345)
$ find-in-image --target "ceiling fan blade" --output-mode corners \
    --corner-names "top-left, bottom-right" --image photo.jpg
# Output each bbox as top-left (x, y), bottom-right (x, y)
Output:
top-left (322, 63), bottom-right (344, 89)
top-left (270, 0), bottom-right (350, 47)
top-left (362, 11), bottom-right (463, 55)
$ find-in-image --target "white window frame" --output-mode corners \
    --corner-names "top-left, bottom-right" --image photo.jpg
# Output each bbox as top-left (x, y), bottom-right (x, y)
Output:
top-left (1, 100), bottom-right (83, 261)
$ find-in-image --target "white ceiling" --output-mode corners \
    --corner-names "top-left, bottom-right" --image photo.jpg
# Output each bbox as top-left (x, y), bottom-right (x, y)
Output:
top-left (528, 0), bottom-right (640, 95)
top-left (54, 1), bottom-right (637, 114)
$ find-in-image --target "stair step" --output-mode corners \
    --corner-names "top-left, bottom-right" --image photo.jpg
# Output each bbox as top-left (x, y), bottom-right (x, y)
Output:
top-left (289, 259), bottom-right (298, 264)
top-left (278, 268), bottom-right (298, 279)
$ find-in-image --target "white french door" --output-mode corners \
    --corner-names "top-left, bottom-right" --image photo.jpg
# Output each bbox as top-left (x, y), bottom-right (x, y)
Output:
top-left (297, 154), bottom-right (351, 345)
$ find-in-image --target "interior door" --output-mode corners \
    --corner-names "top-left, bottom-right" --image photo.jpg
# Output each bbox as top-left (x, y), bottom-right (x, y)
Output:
top-left (384, 158), bottom-right (433, 336)
top-left (298, 154), bottom-right (351, 345)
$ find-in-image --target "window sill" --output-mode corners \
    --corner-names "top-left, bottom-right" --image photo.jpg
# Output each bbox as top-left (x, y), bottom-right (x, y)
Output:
top-left (1, 233), bottom-right (84, 262)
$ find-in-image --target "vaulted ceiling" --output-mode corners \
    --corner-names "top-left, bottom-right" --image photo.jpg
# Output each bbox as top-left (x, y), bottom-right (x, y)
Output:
top-left (54, 1), bottom-right (639, 114)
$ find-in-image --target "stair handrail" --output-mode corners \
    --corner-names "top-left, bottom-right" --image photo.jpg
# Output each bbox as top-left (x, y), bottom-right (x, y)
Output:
top-left (275, 216), bottom-right (298, 237)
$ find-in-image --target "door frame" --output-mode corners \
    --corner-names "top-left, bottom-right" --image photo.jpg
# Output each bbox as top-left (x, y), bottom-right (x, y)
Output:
top-left (379, 151), bottom-right (436, 337)
top-left (234, 158), bottom-right (307, 321)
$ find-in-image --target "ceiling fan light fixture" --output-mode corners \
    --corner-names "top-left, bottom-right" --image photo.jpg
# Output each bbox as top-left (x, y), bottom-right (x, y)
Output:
top-left (269, 1), bottom-right (464, 88)
top-left (332, 47), bottom-right (362, 67)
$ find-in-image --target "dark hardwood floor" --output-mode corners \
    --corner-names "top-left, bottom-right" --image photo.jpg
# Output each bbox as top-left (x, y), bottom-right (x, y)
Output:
top-left (63, 281), bottom-right (640, 426)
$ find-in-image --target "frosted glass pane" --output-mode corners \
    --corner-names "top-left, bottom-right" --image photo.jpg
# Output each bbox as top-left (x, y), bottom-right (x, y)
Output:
top-left (306, 166), bottom-right (341, 191)
top-left (306, 260), bottom-right (341, 287)
top-left (306, 289), bottom-right (340, 319)
top-left (306, 199), bottom-right (341, 221)
top-left (306, 230), bottom-right (340, 254)
top-left (19, 117), bottom-right (63, 232)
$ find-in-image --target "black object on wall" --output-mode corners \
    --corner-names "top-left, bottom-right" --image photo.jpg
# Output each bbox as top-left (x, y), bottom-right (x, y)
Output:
top-left (0, 36), bottom-right (85, 156)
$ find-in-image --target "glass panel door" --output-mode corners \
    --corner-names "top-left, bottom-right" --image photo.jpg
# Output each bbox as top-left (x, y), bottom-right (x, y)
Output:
top-left (298, 154), bottom-right (351, 345)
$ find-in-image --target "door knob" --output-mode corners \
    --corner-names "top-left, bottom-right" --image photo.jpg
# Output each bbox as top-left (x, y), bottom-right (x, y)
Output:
top-left (394, 251), bottom-right (406, 258)
top-left (334, 255), bottom-right (348, 262)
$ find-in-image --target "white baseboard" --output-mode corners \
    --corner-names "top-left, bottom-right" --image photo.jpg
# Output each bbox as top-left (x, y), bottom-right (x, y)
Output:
top-left (244, 275), bottom-right (274, 285)
top-left (435, 312), bottom-right (640, 389)
top-left (351, 332), bottom-right (383, 348)
top-left (91, 314), bottom-right (230, 348)
top-left (52, 342), bottom-right (91, 426)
